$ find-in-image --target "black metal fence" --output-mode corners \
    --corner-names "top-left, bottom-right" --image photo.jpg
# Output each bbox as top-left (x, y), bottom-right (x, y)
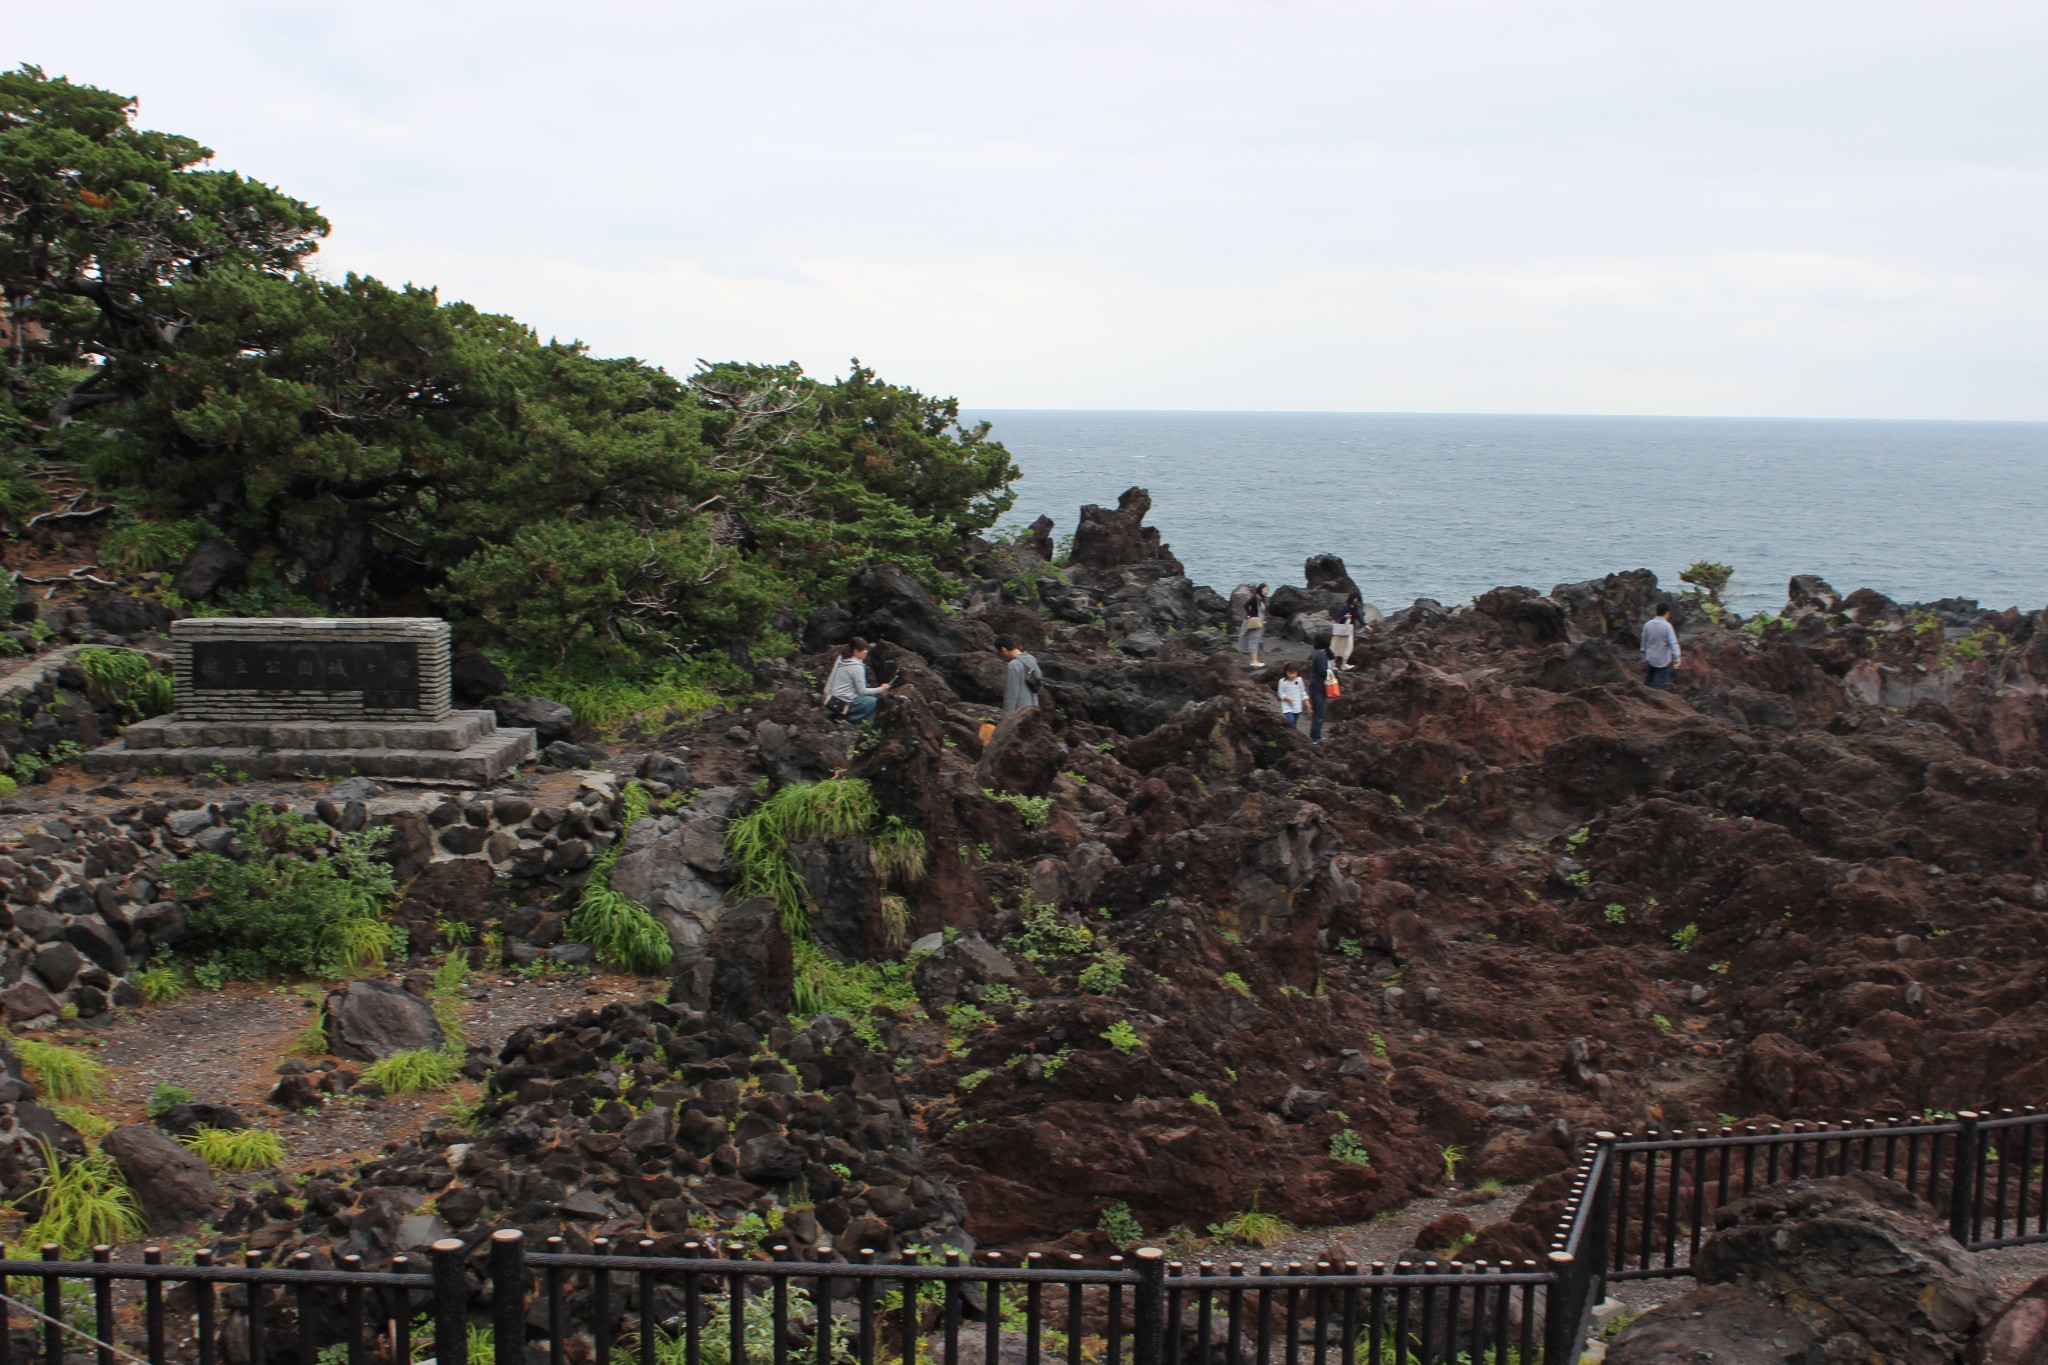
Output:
top-left (6, 1108), bottom-right (2043, 1365)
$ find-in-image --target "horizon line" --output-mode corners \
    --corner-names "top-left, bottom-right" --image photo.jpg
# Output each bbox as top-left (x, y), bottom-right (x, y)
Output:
top-left (961, 407), bottom-right (2048, 426)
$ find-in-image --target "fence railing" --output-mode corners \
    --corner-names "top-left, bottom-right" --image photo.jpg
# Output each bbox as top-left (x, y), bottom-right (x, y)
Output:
top-left (1542, 1106), bottom-right (2048, 1353)
top-left (7, 1108), bottom-right (2044, 1365)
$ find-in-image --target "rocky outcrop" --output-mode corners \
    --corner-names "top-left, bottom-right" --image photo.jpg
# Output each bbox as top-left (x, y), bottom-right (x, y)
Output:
top-left (1606, 1284), bottom-right (1819, 1364)
top-left (322, 980), bottom-right (445, 1061)
top-left (101, 1123), bottom-right (224, 1227)
top-left (1068, 487), bottom-right (1182, 575)
top-left (1696, 1175), bottom-right (1997, 1363)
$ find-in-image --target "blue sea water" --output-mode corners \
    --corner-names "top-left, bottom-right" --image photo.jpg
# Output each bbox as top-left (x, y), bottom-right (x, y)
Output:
top-left (970, 411), bottom-right (2048, 618)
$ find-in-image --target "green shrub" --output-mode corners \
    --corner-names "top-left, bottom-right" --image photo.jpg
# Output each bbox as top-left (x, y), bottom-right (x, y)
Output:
top-left (1671, 923), bottom-right (1699, 951)
top-left (1328, 1129), bottom-right (1372, 1167)
top-left (1013, 904), bottom-right (1093, 959)
top-left (1220, 971), bottom-right (1252, 997)
top-left (867, 817), bottom-right (928, 885)
top-left (145, 1084), bottom-right (194, 1118)
top-left (983, 789), bottom-right (1053, 828)
top-left (14, 1139), bottom-right (146, 1255)
top-left (13, 1038), bottom-right (111, 1102)
top-left (1097, 1201), bottom-right (1143, 1250)
top-left (74, 648), bottom-right (175, 720)
top-left (1076, 949), bottom-right (1128, 995)
top-left (162, 806), bottom-right (401, 979)
top-left (99, 517), bottom-right (214, 574)
top-left (790, 940), bottom-right (920, 1021)
top-left (1679, 561), bottom-right (1733, 605)
top-left (130, 961), bottom-right (186, 1003)
top-left (180, 1126), bottom-right (287, 1171)
top-left (363, 1048), bottom-right (461, 1094)
top-left (0, 774), bottom-right (16, 799)
top-left (1100, 1020), bottom-right (1141, 1055)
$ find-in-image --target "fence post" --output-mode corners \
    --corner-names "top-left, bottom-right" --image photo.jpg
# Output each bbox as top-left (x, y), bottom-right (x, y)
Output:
top-left (492, 1230), bottom-right (527, 1365)
top-left (1541, 1252), bottom-right (1576, 1364)
top-left (1132, 1247), bottom-right (1167, 1365)
top-left (432, 1238), bottom-right (470, 1365)
top-left (1949, 1113), bottom-right (1980, 1244)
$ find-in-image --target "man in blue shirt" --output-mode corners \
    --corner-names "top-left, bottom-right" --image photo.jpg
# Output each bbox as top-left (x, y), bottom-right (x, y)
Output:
top-left (1641, 603), bottom-right (1681, 688)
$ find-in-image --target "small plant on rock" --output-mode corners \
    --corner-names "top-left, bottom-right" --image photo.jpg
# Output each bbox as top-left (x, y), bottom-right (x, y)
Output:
top-left (1189, 1092), bottom-right (1220, 1114)
top-left (1671, 923), bottom-right (1699, 951)
top-left (130, 960), bottom-right (186, 1004)
top-left (957, 1069), bottom-right (991, 1092)
top-left (146, 1084), bottom-right (195, 1119)
top-left (1439, 1143), bottom-right (1467, 1184)
top-left (1603, 903), bottom-right (1628, 924)
top-left (1208, 1194), bottom-right (1293, 1249)
top-left (1097, 1201), bottom-right (1144, 1251)
top-left (1013, 903), bottom-right (1094, 959)
top-left (1077, 949), bottom-right (1128, 994)
top-left (1328, 1129), bottom-right (1372, 1167)
top-left (1100, 1020), bottom-right (1141, 1055)
top-left (1220, 971), bottom-right (1252, 997)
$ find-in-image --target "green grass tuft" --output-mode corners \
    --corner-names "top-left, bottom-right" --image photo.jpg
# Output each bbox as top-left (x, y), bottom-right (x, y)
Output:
top-left (145, 1084), bottom-right (194, 1118)
top-left (129, 961), bottom-right (187, 1004)
top-left (13, 1139), bottom-right (146, 1255)
top-left (50, 1104), bottom-right (113, 1139)
top-left (180, 1126), bottom-right (287, 1171)
top-left (1207, 1194), bottom-right (1293, 1248)
top-left (727, 778), bottom-right (883, 937)
top-left (867, 817), bottom-right (928, 885)
top-left (12, 1039), bottom-right (112, 1102)
top-left (363, 1048), bottom-right (462, 1094)
top-left (567, 783), bottom-right (674, 974)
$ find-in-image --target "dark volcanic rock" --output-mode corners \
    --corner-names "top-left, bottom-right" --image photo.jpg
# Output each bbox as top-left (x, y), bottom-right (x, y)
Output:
top-left (102, 1124), bottom-right (223, 1227)
top-left (1975, 1274), bottom-right (2048, 1365)
top-left (489, 695), bottom-right (575, 742)
top-left (322, 980), bottom-right (445, 1061)
top-left (973, 705), bottom-right (1065, 796)
top-left (172, 538), bottom-right (249, 602)
top-left (1069, 487), bottom-right (1182, 574)
top-left (849, 563), bottom-right (989, 662)
top-left (1606, 1284), bottom-right (1819, 1364)
top-left (1696, 1174), bottom-right (1996, 1363)
top-left (450, 643), bottom-right (509, 706)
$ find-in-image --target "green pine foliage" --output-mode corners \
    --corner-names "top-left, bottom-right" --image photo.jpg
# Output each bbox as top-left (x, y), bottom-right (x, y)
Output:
top-left (160, 805), bottom-right (401, 979)
top-left (0, 67), bottom-right (1017, 667)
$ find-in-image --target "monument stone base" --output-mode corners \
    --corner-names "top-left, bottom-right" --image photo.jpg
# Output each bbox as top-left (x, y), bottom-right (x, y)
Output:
top-left (82, 709), bottom-right (535, 786)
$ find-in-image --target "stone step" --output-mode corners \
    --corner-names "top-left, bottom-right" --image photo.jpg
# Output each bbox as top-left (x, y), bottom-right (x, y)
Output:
top-left (81, 726), bottom-right (536, 787)
top-left (118, 710), bottom-right (500, 752)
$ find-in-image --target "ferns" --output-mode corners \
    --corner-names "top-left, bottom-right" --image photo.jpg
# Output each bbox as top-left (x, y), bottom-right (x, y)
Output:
top-left (12, 1039), bottom-right (111, 1102)
top-left (567, 782), bottom-right (674, 975)
top-left (74, 648), bottom-right (175, 720)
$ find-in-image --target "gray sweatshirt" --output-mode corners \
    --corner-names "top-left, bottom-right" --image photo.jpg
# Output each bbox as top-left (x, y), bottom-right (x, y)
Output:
top-left (1002, 652), bottom-right (1043, 713)
top-left (824, 656), bottom-right (885, 704)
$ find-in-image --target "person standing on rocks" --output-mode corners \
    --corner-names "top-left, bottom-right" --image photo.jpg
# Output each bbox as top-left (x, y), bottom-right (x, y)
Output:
top-left (1641, 602), bottom-right (1682, 688)
top-left (998, 638), bottom-right (1044, 714)
top-left (1306, 632), bottom-right (1335, 742)
top-left (1332, 592), bottom-right (1371, 671)
top-left (1277, 664), bottom-right (1308, 726)
top-left (823, 638), bottom-right (891, 722)
top-left (1240, 584), bottom-right (1269, 667)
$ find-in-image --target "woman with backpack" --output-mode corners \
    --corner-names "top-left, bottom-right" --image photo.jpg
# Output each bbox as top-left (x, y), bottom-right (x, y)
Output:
top-left (1240, 584), bottom-right (1269, 667)
top-left (822, 638), bottom-right (890, 723)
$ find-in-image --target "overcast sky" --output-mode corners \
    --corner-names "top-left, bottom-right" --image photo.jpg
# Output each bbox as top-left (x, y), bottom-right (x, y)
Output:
top-left (13, 2), bottom-right (2047, 417)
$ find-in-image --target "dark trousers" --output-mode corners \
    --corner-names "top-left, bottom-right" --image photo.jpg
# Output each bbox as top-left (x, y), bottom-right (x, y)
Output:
top-left (1310, 691), bottom-right (1329, 740)
top-left (1643, 663), bottom-right (1673, 689)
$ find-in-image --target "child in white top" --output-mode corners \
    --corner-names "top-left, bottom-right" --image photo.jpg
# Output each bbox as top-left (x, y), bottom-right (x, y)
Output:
top-left (1277, 665), bottom-right (1308, 726)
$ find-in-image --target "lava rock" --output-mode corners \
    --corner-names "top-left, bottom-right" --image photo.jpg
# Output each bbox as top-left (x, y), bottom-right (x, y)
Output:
top-left (489, 695), bottom-right (576, 743)
top-left (1605, 1284), bottom-right (1819, 1364)
top-left (322, 979), bottom-right (446, 1061)
top-left (973, 705), bottom-right (1066, 797)
top-left (101, 1124), bottom-right (224, 1227)
top-left (450, 644), bottom-right (509, 707)
top-left (1976, 1273), bottom-right (2048, 1365)
top-left (1069, 487), bottom-right (1181, 574)
top-left (171, 539), bottom-right (249, 602)
top-left (152, 1103), bottom-right (251, 1138)
top-left (912, 933), bottom-right (1021, 1009)
top-left (1696, 1174), bottom-right (1996, 1362)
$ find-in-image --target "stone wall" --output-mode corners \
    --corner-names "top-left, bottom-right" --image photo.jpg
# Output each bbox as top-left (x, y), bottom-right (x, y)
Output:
top-left (173, 618), bottom-right (452, 721)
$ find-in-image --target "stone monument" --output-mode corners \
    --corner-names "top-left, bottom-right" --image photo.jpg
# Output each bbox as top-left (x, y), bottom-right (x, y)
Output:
top-left (83, 618), bottom-right (535, 784)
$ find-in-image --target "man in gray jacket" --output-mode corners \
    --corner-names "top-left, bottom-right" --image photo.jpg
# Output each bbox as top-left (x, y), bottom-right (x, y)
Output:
top-left (997, 639), bottom-right (1043, 714)
top-left (1641, 603), bottom-right (1681, 688)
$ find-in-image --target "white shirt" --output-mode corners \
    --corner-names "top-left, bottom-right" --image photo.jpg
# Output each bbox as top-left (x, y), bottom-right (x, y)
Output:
top-left (1641, 616), bottom-right (1681, 668)
top-left (1277, 676), bottom-right (1309, 713)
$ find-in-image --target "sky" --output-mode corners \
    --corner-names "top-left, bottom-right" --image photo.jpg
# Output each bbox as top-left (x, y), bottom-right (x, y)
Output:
top-left (11, 1), bottom-right (2048, 418)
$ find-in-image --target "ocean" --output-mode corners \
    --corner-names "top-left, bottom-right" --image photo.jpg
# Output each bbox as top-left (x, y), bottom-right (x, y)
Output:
top-left (971, 411), bottom-right (2048, 617)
